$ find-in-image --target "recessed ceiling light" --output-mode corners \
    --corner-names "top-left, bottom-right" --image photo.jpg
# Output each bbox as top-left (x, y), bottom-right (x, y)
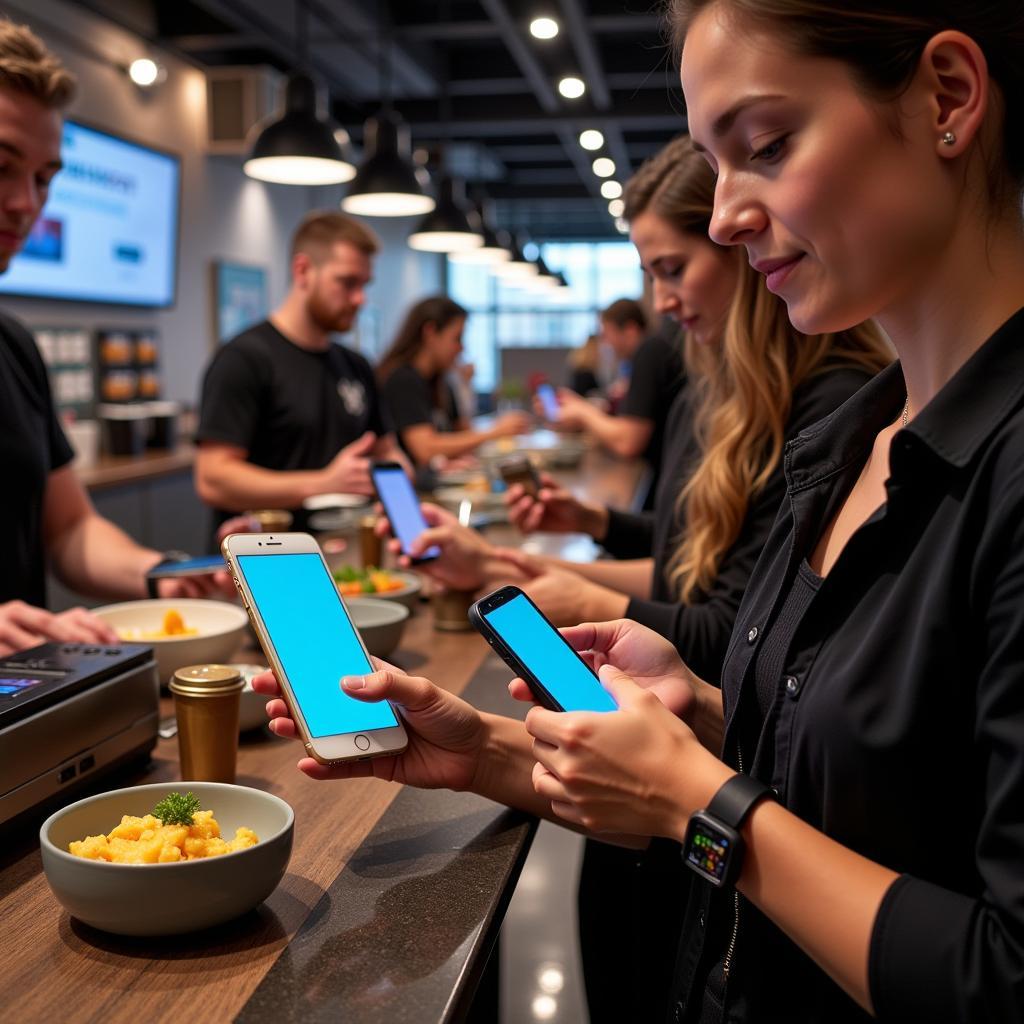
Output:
top-left (558, 77), bottom-right (585, 100)
top-left (608, 198), bottom-right (625, 217)
top-left (529, 16), bottom-right (559, 39)
top-left (592, 156), bottom-right (615, 178)
top-left (579, 129), bottom-right (604, 151)
top-left (600, 179), bottom-right (622, 199)
top-left (615, 217), bottom-right (629, 234)
top-left (128, 58), bottom-right (160, 87)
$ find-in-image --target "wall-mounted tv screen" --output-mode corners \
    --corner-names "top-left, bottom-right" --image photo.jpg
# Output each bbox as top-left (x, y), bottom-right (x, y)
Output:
top-left (0, 120), bottom-right (180, 307)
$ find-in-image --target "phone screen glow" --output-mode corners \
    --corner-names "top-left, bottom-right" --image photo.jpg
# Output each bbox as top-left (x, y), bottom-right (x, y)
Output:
top-left (373, 467), bottom-right (440, 559)
top-left (236, 553), bottom-right (399, 737)
top-left (537, 384), bottom-right (559, 420)
top-left (484, 593), bottom-right (617, 712)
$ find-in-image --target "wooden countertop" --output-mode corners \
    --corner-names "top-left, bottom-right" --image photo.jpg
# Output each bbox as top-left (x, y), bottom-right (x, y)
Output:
top-left (77, 446), bottom-right (195, 491)
top-left (1, 451), bottom-right (644, 1023)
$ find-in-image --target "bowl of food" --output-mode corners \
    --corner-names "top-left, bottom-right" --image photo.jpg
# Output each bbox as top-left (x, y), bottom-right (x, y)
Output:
top-left (39, 782), bottom-right (293, 936)
top-left (331, 565), bottom-right (422, 610)
top-left (93, 599), bottom-right (249, 684)
top-left (344, 596), bottom-right (409, 658)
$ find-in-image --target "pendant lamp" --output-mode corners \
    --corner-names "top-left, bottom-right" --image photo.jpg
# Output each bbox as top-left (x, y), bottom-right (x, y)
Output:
top-left (447, 199), bottom-right (512, 264)
top-left (409, 176), bottom-right (484, 252)
top-left (341, 111), bottom-right (435, 217)
top-left (494, 234), bottom-right (540, 278)
top-left (244, 73), bottom-right (356, 186)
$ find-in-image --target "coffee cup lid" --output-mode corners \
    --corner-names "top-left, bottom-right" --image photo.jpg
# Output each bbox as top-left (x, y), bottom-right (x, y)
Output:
top-left (169, 664), bottom-right (245, 697)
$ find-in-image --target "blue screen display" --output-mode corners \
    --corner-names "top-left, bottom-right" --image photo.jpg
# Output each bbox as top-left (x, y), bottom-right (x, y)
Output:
top-left (0, 121), bottom-right (179, 307)
top-left (485, 594), bottom-right (617, 713)
top-left (237, 553), bottom-right (399, 737)
top-left (373, 467), bottom-right (440, 559)
top-left (537, 384), bottom-right (559, 420)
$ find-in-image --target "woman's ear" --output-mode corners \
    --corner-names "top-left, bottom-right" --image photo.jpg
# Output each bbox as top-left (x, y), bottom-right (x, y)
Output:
top-left (916, 30), bottom-right (989, 159)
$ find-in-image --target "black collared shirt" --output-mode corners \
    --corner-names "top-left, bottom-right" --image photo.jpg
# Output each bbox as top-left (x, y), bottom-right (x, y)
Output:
top-left (675, 305), bottom-right (1024, 1023)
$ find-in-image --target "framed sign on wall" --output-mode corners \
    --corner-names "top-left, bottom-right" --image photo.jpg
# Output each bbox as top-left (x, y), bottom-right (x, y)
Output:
top-left (212, 260), bottom-right (268, 344)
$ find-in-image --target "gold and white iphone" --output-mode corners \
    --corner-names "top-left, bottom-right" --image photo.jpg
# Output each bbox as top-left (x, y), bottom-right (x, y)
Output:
top-left (222, 531), bottom-right (408, 764)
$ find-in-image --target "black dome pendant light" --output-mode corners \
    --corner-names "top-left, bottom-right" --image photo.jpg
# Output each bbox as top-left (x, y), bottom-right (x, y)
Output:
top-left (409, 174), bottom-right (484, 252)
top-left (341, 4), bottom-right (434, 217)
top-left (243, 1), bottom-right (355, 185)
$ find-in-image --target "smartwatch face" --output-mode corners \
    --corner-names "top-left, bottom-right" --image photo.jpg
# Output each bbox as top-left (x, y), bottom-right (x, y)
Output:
top-left (685, 816), bottom-right (732, 884)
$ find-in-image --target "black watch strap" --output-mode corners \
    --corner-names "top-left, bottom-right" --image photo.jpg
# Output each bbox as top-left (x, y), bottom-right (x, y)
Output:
top-left (706, 773), bottom-right (773, 831)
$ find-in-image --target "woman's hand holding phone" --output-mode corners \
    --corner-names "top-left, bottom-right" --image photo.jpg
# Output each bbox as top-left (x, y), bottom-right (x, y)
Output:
top-left (506, 474), bottom-right (608, 538)
top-left (506, 618), bottom-right (701, 720)
top-left (251, 658), bottom-right (488, 790)
top-left (376, 501), bottom-right (495, 592)
top-left (524, 665), bottom-right (732, 839)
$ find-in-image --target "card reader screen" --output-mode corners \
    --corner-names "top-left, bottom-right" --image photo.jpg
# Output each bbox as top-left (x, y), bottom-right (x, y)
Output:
top-left (0, 677), bottom-right (46, 696)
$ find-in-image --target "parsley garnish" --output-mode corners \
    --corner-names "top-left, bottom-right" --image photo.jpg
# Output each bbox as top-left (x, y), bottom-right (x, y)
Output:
top-left (153, 791), bottom-right (201, 826)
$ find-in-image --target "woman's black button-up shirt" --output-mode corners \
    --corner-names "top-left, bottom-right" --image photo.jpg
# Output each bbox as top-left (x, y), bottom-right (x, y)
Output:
top-left (677, 305), bottom-right (1024, 1023)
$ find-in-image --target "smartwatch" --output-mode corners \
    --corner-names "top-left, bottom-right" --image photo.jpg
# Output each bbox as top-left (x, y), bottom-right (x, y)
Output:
top-left (145, 550), bottom-right (190, 598)
top-left (683, 774), bottom-right (774, 888)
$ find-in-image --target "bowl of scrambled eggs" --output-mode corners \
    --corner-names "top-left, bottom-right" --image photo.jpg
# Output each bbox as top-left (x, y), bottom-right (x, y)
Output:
top-left (39, 781), bottom-right (293, 936)
top-left (92, 599), bottom-right (250, 684)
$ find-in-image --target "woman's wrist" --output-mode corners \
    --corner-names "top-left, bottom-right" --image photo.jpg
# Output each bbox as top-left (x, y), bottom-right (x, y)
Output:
top-left (579, 502), bottom-right (610, 541)
top-left (689, 676), bottom-right (725, 753)
top-left (584, 583), bottom-right (629, 623)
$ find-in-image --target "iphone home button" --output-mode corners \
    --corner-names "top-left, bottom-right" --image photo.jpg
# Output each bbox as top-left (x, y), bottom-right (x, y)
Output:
top-left (354, 734), bottom-right (371, 751)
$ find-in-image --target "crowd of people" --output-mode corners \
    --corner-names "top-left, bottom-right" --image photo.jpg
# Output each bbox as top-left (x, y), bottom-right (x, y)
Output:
top-left (2, 2), bottom-right (1024, 1020)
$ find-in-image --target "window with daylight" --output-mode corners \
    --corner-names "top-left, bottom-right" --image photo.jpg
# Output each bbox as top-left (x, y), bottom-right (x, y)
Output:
top-left (447, 241), bottom-right (642, 393)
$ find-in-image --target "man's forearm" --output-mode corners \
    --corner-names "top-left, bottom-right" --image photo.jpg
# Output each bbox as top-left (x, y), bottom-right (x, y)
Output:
top-left (48, 514), bottom-right (160, 600)
top-left (196, 459), bottom-right (328, 512)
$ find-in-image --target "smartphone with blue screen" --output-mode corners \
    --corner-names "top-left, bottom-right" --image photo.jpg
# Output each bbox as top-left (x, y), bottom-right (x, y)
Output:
top-left (371, 462), bottom-right (440, 563)
top-left (536, 383), bottom-right (560, 421)
top-left (469, 585), bottom-right (618, 713)
top-left (221, 532), bottom-right (408, 764)
top-left (146, 554), bottom-right (226, 579)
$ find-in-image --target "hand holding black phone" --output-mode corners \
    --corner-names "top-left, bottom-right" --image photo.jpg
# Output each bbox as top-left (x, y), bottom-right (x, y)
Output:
top-left (469, 585), bottom-right (617, 713)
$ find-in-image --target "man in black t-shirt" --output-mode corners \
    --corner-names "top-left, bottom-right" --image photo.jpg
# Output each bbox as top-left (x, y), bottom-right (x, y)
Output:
top-left (195, 212), bottom-right (407, 533)
top-left (0, 22), bottom-right (234, 656)
top-left (552, 298), bottom-right (685, 508)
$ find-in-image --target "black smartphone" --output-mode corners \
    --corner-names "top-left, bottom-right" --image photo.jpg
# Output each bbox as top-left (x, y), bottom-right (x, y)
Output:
top-left (371, 462), bottom-right (440, 563)
top-left (145, 554), bottom-right (226, 579)
top-left (469, 585), bottom-right (617, 712)
top-left (497, 455), bottom-right (542, 498)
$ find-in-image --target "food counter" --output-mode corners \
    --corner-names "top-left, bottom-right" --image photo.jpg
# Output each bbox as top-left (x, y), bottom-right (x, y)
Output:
top-left (1, 450), bottom-right (644, 1023)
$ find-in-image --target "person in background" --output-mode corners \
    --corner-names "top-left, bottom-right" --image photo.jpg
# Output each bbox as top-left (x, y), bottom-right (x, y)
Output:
top-left (0, 19), bottom-right (233, 657)
top-left (378, 295), bottom-right (529, 467)
top-left (553, 298), bottom-right (684, 509)
top-left (565, 333), bottom-right (603, 396)
top-left (194, 211), bottom-right (408, 536)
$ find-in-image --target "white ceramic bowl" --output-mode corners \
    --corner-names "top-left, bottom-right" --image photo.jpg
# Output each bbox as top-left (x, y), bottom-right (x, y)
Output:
top-left (345, 596), bottom-right (409, 658)
top-left (302, 492), bottom-right (370, 511)
top-left (231, 663), bottom-right (271, 732)
top-left (40, 781), bottom-right (293, 936)
top-left (93, 599), bottom-right (249, 684)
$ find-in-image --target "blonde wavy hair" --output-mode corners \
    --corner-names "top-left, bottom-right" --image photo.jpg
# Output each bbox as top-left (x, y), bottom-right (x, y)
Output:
top-left (624, 136), bottom-right (892, 603)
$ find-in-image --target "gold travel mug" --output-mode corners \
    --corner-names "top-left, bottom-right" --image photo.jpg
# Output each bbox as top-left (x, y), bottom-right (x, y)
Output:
top-left (168, 665), bottom-right (246, 783)
top-left (244, 509), bottom-right (294, 532)
top-left (360, 514), bottom-right (384, 568)
top-left (432, 588), bottom-right (476, 632)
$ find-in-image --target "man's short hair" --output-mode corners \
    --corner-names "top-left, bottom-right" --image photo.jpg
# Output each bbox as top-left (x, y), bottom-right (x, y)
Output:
top-left (0, 19), bottom-right (75, 108)
top-left (291, 211), bottom-right (380, 263)
top-left (600, 298), bottom-right (648, 332)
